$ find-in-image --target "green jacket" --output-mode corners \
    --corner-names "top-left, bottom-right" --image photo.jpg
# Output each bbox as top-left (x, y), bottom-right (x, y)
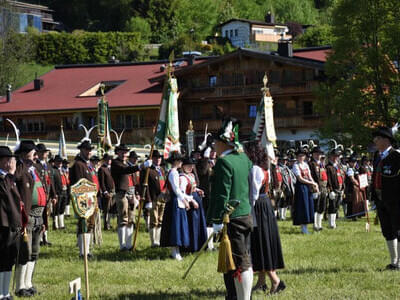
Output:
top-left (207, 151), bottom-right (252, 224)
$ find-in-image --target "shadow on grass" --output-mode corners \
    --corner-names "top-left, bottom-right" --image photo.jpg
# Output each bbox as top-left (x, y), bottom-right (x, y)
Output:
top-left (100, 288), bottom-right (225, 300)
top-left (94, 247), bottom-right (172, 262)
top-left (281, 266), bottom-right (368, 275)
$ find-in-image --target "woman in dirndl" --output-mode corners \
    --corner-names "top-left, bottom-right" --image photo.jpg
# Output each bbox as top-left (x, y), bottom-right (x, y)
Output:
top-left (245, 141), bottom-right (286, 295)
top-left (160, 151), bottom-right (190, 260)
top-left (180, 157), bottom-right (207, 252)
top-left (292, 149), bottom-right (319, 234)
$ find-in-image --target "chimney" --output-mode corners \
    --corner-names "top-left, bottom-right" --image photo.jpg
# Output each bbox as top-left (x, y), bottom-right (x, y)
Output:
top-left (34, 79), bottom-right (44, 90)
top-left (6, 84), bottom-right (11, 103)
top-left (265, 11), bottom-right (274, 24)
top-left (182, 51), bottom-right (202, 66)
top-left (277, 37), bottom-right (293, 57)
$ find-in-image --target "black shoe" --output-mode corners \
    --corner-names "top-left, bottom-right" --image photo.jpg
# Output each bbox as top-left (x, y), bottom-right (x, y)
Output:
top-left (385, 264), bottom-right (399, 270)
top-left (270, 280), bottom-right (286, 294)
top-left (16, 288), bottom-right (33, 297)
top-left (27, 286), bottom-right (37, 295)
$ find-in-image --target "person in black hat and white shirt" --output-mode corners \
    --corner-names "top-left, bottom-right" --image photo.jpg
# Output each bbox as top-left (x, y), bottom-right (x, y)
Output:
top-left (141, 150), bottom-right (167, 247)
top-left (111, 145), bottom-right (151, 251)
top-left (371, 126), bottom-right (400, 270)
top-left (0, 146), bottom-right (24, 300)
top-left (34, 143), bottom-right (56, 247)
top-left (69, 140), bottom-right (95, 258)
top-left (326, 148), bottom-right (345, 229)
top-left (309, 146), bottom-right (329, 231)
top-left (98, 154), bottom-right (115, 230)
top-left (14, 140), bottom-right (46, 297)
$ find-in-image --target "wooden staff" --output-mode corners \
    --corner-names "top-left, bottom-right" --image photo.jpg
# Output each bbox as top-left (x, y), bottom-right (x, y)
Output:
top-left (363, 188), bottom-right (370, 232)
top-left (132, 58), bottom-right (174, 252)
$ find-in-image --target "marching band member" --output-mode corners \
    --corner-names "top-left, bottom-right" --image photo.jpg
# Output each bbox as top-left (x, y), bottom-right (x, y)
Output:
top-left (309, 146), bottom-right (328, 231)
top-left (98, 154), bottom-right (115, 230)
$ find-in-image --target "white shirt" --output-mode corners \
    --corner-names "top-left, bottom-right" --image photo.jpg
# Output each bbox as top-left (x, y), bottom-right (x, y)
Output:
top-left (249, 165), bottom-right (269, 227)
top-left (380, 146), bottom-right (392, 160)
top-left (292, 161), bottom-right (311, 178)
top-left (179, 173), bottom-right (194, 201)
top-left (168, 168), bottom-right (186, 209)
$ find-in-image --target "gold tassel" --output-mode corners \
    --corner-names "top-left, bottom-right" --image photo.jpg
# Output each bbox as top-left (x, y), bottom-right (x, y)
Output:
top-left (23, 228), bottom-right (28, 242)
top-left (217, 214), bottom-right (236, 273)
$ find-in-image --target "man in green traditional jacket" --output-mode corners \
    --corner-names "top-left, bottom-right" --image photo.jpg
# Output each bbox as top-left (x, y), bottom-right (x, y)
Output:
top-left (208, 116), bottom-right (253, 300)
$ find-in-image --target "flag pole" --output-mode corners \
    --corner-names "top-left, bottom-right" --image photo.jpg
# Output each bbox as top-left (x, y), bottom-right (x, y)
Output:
top-left (132, 54), bottom-right (175, 252)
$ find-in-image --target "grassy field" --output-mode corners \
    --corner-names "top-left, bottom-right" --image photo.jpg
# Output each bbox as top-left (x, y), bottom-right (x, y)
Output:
top-left (23, 211), bottom-right (399, 300)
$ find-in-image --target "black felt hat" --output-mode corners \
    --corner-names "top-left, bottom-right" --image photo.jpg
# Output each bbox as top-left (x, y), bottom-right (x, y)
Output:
top-left (90, 155), bottom-right (100, 162)
top-left (182, 157), bottom-right (196, 166)
top-left (129, 150), bottom-right (139, 158)
top-left (166, 151), bottom-right (184, 163)
top-left (152, 150), bottom-right (162, 158)
top-left (372, 126), bottom-right (395, 143)
top-left (115, 144), bottom-right (130, 153)
top-left (0, 146), bottom-right (14, 158)
top-left (215, 116), bottom-right (242, 149)
top-left (77, 140), bottom-right (94, 150)
top-left (54, 155), bottom-right (63, 162)
top-left (311, 146), bottom-right (324, 154)
top-left (15, 140), bottom-right (37, 154)
top-left (36, 143), bottom-right (50, 152)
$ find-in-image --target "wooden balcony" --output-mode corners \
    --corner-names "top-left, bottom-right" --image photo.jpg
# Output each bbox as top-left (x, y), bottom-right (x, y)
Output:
top-left (186, 81), bottom-right (318, 100)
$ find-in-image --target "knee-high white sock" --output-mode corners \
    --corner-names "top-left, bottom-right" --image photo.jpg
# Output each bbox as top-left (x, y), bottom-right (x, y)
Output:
top-left (59, 214), bottom-right (65, 228)
top-left (78, 234), bottom-right (83, 255)
top-left (282, 207), bottom-right (287, 220)
top-left (15, 264), bottom-right (27, 292)
top-left (84, 233), bottom-right (91, 254)
top-left (25, 261), bottom-right (35, 289)
top-left (54, 215), bottom-right (59, 229)
top-left (318, 213), bottom-right (324, 229)
top-left (0, 272), bottom-right (4, 298)
top-left (207, 227), bottom-right (214, 250)
top-left (125, 225), bottom-right (133, 249)
top-left (241, 268), bottom-right (253, 300)
top-left (149, 227), bottom-right (155, 246)
top-left (2, 271), bottom-right (12, 297)
top-left (314, 212), bottom-right (318, 228)
top-left (117, 226), bottom-right (126, 250)
top-left (155, 227), bottom-right (161, 246)
top-left (386, 239), bottom-right (398, 265)
top-left (65, 205), bottom-right (70, 216)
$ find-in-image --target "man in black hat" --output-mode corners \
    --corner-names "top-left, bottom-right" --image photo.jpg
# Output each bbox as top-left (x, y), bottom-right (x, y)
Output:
top-left (69, 140), bottom-right (95, 258)
top-left (309, 146), bottom-right (329, 231)
top-left (0, 146), bottom-right (23, 300)
top-left (277, 153), bottom-right (296, 221)
top-left (61, 159), bottom-right (71, 217)
top-left (326, 148), bottom-right (345, 229)
top-left (51, 155), bottom-right (69, 230)
top-left (14, 140), bottom-right (46, 297)
top-left (371, 126), bottom-right (400, 270)
top-left (112, 145), bottom-right (151, 251)
top-left (34, 143), bottom-right (56, 246)
top-left (98, 154), bottom-right (115, 230)
top-left (141, 150), bottom-right (167, 247)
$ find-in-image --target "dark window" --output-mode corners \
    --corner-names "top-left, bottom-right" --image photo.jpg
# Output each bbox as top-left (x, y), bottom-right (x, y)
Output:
top-left (230, 29), bottom-right (233, 37)
top-left (303, 101), bottom-right (313, 116)
top-left (115, 115), bottom-right (124, 129)
top-left (209, 75), bottom-right (217, 87)
top-left (125, 115), bottom-right (133, 129)
top-left (248, 105), bottom-right (258, 118)
top-left (225, 30), bottom-right (228, 37)
top-left (192, 105), bottom-right (201, 120)
top-left (235, 29), bottom-right (238, 36)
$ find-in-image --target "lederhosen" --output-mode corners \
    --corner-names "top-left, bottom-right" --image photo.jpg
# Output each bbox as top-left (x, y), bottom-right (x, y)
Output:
top-left (57, 169), bottom-right (69, 215)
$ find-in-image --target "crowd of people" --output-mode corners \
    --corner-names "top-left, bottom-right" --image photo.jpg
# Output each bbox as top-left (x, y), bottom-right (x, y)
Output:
top-left (0, 118), bottom-right (399, 300)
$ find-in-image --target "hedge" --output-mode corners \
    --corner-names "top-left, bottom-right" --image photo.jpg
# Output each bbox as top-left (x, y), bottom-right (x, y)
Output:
top-left (34, 31), bottom-right (147, 65)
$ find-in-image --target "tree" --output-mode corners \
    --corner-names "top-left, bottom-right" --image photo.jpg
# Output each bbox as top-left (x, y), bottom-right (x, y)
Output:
top-left (0, 1), bottom-right (34, 96)
top-left (315, 0), bottom-right (400, 146)
top-left (125, 16), bottom-right (151, 43)
top-left (297, 24), bottom-right (334, 47)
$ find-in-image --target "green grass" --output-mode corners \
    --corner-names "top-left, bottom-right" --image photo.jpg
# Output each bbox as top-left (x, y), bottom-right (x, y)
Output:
top-left (23, 211), bottom-right (398, 300)
top-left (14, 63), bottom-right (54, 90)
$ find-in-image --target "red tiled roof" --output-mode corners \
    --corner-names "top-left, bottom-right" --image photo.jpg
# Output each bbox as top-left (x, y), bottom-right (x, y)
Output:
top-left (0, 62), bottom-right (169, 114)
top-left (293, 46), bottom-right (331, 62)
